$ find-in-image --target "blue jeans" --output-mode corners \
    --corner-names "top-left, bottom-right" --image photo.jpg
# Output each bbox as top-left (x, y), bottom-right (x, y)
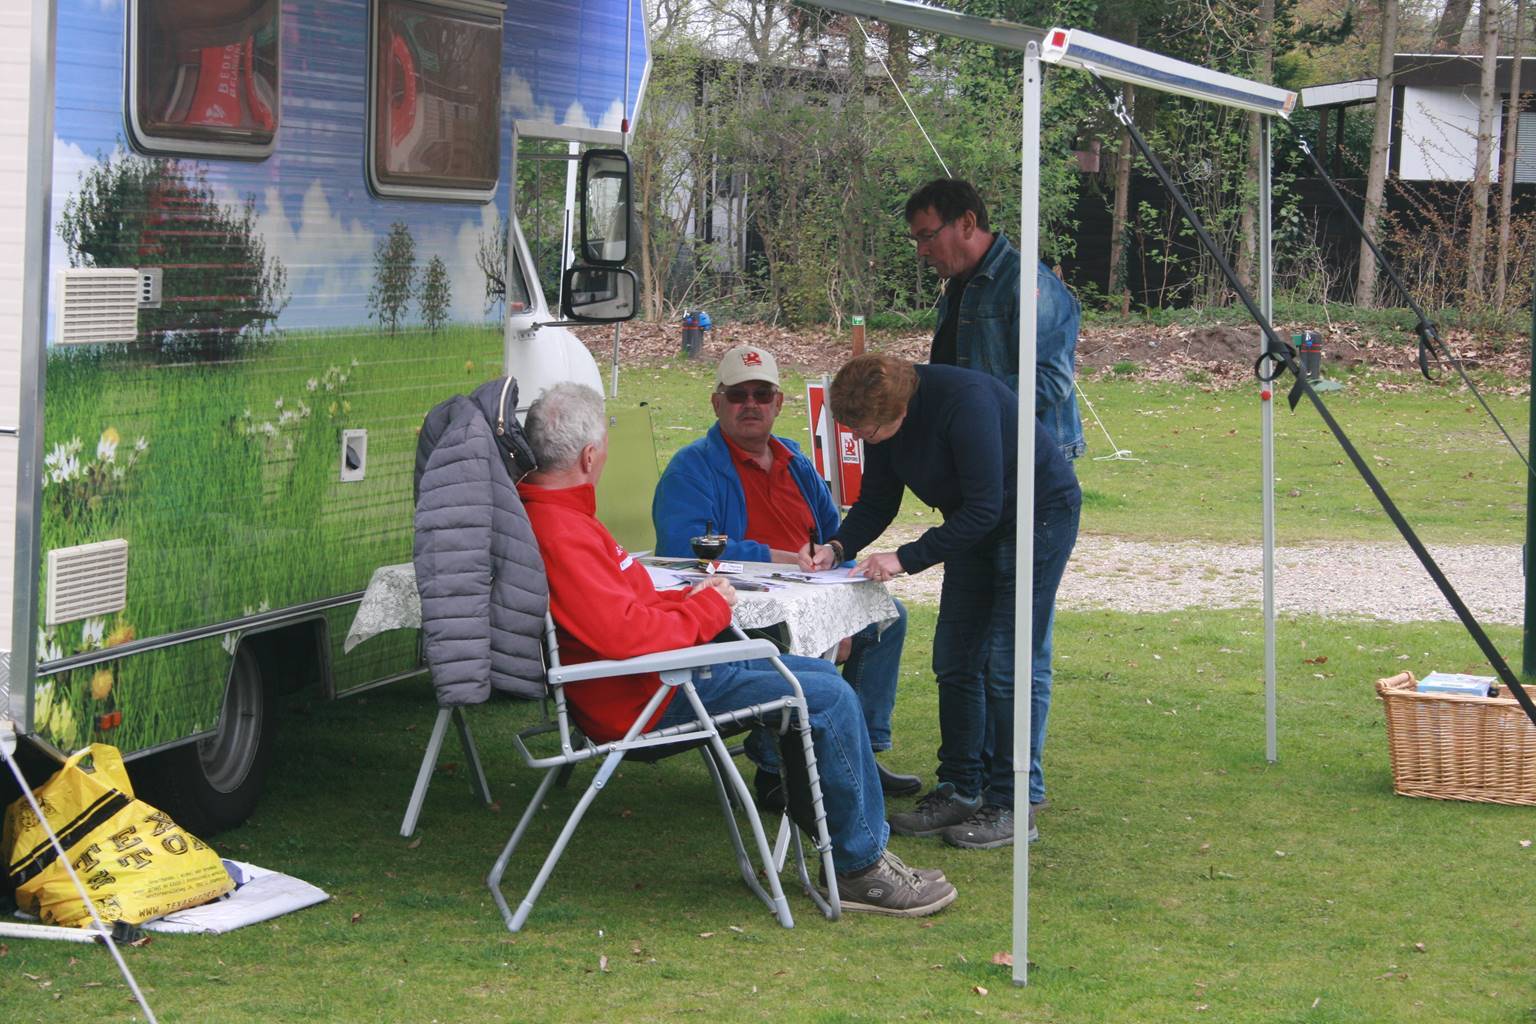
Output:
top-left (1028, 503), bottom-right (1080, 805)
top-left (931, 506), bottom-right (1079, 806)
top-left (656, 654), bottom-right (889, 874)
top-left (751, 600), bottom-right (907, 770)
top-left (932, 527), bottom-right (1017, 805)
top-left (840, 598), bottom-right (907, 752)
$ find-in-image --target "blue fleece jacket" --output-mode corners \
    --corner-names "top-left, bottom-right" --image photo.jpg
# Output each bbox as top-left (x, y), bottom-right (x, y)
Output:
top-left (652, 423), bottom-right (841, 562)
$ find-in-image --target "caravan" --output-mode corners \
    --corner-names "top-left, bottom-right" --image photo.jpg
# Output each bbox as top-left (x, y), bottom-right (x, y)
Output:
top-left (0, 0), bottom-right (645, 832)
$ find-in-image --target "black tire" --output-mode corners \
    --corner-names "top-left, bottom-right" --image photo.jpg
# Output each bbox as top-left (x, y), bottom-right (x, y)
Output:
top-left (134, 645), bottom-right (277, 837)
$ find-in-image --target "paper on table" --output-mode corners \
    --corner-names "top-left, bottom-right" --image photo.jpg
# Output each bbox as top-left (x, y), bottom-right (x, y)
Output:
top-left (766, 569), bottom-right (871, 586)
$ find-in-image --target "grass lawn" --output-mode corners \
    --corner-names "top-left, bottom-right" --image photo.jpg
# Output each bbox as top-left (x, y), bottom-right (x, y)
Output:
top-left (619, 360), bottom-right (1529, 546)
top-left (7, 608), bottom-right (1534, 1023)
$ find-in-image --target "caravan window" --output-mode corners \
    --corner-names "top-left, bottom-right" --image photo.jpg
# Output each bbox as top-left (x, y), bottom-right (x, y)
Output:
top-left (368, 0), bottom-right (505, 202)
top-left (128, 0), bottom-right (280, 158)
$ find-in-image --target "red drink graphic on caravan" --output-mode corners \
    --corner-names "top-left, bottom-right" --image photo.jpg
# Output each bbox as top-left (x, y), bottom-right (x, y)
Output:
top-left (805, 380), bottom-right (863, 508)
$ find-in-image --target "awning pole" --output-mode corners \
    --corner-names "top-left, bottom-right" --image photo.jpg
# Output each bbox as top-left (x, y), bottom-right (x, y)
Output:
top-left (1259, 117), bottom-right (1277, 762)
top-left (1013, 41), bottom-right (1041, 989)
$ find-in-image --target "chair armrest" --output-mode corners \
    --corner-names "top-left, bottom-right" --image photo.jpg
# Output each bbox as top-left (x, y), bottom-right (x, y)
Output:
top-left (547, 638), bottom-right (779, 686)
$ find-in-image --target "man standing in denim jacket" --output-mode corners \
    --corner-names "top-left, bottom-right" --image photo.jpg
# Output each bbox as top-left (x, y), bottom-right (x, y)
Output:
top-left (902, 177), bottom-right (1083, 844)
top-left (904, 178), bottom-right (1085, 460)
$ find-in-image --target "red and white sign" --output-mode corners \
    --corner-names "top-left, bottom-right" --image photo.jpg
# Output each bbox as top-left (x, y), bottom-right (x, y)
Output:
top-left (805, 378), bottom-right (862, 508)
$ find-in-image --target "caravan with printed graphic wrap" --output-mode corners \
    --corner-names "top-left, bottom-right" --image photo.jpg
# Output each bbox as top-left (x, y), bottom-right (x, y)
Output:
top-left (0, 0), bottom-right (645, 832)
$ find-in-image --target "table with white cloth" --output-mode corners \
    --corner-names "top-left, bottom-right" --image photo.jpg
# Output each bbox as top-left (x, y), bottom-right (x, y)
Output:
top-left (343, 560), bottom-right (900, 659)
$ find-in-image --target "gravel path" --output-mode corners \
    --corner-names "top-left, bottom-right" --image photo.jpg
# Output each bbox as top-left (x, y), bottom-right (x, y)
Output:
top-left (878, 527), bottom-right (1524, 625)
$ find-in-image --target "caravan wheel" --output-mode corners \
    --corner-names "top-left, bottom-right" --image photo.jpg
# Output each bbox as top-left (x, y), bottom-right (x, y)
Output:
top-left (136, 646), bottom-right (277, 836)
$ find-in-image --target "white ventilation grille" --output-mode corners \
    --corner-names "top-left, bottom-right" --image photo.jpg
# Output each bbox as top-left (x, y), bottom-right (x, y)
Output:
top-left (56, 268), bottom-right (141, 345)
top-left (46, 539), bottom-right (129, 626)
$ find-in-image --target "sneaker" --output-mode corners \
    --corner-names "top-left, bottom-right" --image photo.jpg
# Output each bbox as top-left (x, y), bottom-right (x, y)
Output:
top-left (753, 769), bottom-right (785, 814)
top-left (1028, 803), bottom-right (1040, 843)
top-left (942, 803), bottom-right (1019, 849)
top-left (835, 850), bottom-right (957, 917)
top-left (876, 761), bottom-right (923, 797)
top-left (887, 783), bottom-right (981, 837)
top-left (820, 848), bottom-right (945, 888)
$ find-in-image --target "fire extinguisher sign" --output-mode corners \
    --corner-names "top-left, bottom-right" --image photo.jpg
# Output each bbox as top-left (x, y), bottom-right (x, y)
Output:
top-left (805, 377), bottom-right (863, 508)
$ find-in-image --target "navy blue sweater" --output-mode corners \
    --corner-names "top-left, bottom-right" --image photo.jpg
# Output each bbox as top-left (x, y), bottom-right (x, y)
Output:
top-left (834, 364), bottom-right (1080, 574)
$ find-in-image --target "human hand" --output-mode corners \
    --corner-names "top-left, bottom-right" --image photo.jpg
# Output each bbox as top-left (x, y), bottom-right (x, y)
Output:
top-left (690, 576), bottom-right (738, 607)
top-left (854, 551), bottom-right (902, 583)
top-left (770, 548), bottom-right (801, 564)
top-left (806, 543), bottom-right (837, 572)
top-left (834, 636), bottom-right (853, 664)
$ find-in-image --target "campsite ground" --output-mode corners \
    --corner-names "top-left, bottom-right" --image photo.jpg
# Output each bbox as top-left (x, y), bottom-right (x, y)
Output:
top-left (5, 332), bottom-right (1534, 1023)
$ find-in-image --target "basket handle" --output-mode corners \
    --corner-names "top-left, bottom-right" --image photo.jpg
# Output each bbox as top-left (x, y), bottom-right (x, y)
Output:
top-left (1374, 671), bottom-right (1417, 698)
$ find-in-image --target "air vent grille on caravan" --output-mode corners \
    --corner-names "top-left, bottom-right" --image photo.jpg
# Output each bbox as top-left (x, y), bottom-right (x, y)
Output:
top-left (46, 539), bottom-right (129, 626)
top-left (56, 268), bottom-right (141, 345)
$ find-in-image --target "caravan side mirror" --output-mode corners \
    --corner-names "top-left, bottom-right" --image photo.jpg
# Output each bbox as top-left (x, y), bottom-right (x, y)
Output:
top-left (578, 149), bottom-right (632, 266)
top-left (562, 267), bottom-right (638, 323)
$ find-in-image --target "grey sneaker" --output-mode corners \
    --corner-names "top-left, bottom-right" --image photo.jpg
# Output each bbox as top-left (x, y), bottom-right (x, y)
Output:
top-left (942, 803), bottom-right (1020, 849)
top-left (834, 850), bottom-right (958, 917)
top-left (823, 847), bottom-right (940, 890)
top-left (888, 783), bottom-right (981, 837)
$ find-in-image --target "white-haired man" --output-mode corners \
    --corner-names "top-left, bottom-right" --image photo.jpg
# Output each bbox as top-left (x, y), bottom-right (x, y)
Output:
top-left (516, 381), bottom-right (956, 917)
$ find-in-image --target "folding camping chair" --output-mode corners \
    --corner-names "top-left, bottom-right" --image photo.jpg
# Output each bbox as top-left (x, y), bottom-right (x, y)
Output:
top-left (487, 616), bottom-right (842, 932)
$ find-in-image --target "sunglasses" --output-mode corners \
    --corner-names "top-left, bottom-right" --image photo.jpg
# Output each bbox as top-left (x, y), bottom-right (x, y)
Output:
top-left (720, 385), bottom-right (779, 405)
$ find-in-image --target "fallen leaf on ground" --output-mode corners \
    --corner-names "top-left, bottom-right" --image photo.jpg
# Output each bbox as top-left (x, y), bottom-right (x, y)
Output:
top-left (698, 932), bottom-right (715, 938)
top-left (973, 986), bottom-right (989, 996)
top-left (406, 836), bottom-right (422, 850)
top-left (991, 952), bottom-right (1013, 966)
top-left (599, 955), bottom-right (609, 973)
top-left (350, 912), bottom-right (364, 925)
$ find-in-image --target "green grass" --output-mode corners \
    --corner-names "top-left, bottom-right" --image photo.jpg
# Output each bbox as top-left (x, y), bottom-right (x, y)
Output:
top-left (7, 608), bottom-right (1534, 1022)
top-left (609, 363), bottom-right (1529, 546)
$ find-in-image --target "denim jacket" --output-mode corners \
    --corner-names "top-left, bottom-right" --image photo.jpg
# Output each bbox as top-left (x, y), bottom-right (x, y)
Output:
top-left (933, 232), bottom-right (1085, 459)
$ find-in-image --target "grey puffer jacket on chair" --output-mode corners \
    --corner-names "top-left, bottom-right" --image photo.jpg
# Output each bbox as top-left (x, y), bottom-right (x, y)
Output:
top-left (413, 377), bottom-right (547, 703)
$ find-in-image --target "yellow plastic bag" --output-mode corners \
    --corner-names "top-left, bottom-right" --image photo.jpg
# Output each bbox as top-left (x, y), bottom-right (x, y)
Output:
top-left (3, 744), bottom-right (234, 927)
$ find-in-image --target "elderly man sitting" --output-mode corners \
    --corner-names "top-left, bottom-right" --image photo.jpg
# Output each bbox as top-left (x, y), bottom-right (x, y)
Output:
top-left (516, 381), bottom-right (956, 917)
top-left (652, 345), bottom-right (919, 808)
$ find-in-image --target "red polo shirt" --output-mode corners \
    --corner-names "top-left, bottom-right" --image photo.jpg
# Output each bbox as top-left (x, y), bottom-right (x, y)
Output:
top-left (721, 433), bottom-right (818, 554)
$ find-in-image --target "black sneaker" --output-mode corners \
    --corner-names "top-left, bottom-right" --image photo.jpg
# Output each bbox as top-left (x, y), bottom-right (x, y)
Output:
top-left (887, 783), bottom-right (981, 837)
top-left (835, 850), bottom-right (957, 917)
top-left (876, 761), bottom-right (923, 797)
top-left (942, 803), bottom-right (1016, 849)
top-left (753, 769), bottom-right (786, 814)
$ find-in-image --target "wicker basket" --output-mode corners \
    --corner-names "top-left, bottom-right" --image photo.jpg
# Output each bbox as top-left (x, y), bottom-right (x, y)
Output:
top-left (1375, 671), bottom-right (1536, 805)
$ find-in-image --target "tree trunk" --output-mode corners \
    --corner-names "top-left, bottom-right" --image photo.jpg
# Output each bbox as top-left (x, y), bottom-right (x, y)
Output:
top-left (1108, 83), bottom-right (1136, 314)
top-left (1358, 0), bottom-right (1400, 307)
top-left (1496, 0), bottom-right (1526, 308)
top-left (1434, 0), bottom-right (1476, 50)
top-left (1467, 2), bottom-right (1501, 305)
top-left (1108, 23), bottom-right (1137, 314)
top-left (1237, 0), bottom-right (1276, 296)
top-left (887, 23), bottom-right (910, 87)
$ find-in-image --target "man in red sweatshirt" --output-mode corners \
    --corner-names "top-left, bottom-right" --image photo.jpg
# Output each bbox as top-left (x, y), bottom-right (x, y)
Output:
top-left (516, 381), bottom-right (955, 917)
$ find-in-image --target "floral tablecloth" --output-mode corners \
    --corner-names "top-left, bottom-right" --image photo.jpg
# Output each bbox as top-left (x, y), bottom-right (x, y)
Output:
top-left (344, 561), bottom-right (899, 659)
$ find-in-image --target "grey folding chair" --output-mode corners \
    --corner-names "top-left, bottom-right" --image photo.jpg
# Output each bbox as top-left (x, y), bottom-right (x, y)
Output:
top-left (488, 616), bottom-right (842, 932)
top-left (399, 705), bottom-right (492, 838)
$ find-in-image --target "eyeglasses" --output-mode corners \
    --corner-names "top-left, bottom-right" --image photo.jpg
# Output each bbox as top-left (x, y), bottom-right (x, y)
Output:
top-left (720, 385), bottom-right (779, 405)
top-left (908, 219), bottom-right (955, 247)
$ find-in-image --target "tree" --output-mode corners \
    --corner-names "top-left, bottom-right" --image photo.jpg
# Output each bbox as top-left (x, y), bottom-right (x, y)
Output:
top-left (475, 216), bottom-right (509, 316)
top-left (1358, 0), bottom-right (1400, 307)
top-left (368, 221), bottom-right (416, 333)
top-left (420, 255), bottom-right (451, 333)
top-left (1496, 0), bottom-right (1526, 308)
top-left (1433, 0), bottom-right (1476, 50)
top-left (1467, 1), bottom-right (1501, 303)
top-left (57, 153), bottom-right (288, 361)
